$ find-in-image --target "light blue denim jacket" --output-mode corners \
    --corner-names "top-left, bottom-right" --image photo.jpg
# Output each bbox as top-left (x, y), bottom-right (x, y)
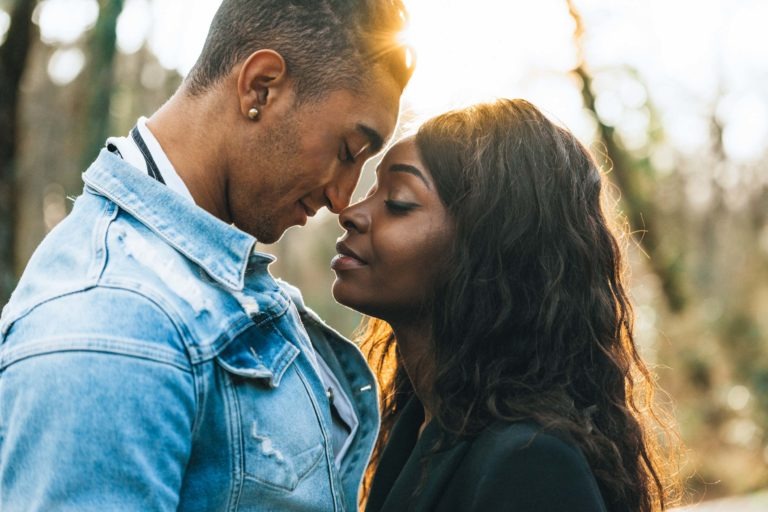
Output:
top-left (0, 150), bottom-right (380, 511)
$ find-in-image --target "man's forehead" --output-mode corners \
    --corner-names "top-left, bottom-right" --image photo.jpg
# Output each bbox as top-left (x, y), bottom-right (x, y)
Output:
top-left (357, 76), bottom-right (403, 145)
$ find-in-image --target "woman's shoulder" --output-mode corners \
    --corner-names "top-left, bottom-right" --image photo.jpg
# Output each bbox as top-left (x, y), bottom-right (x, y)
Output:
top-left (466, 421), bottom-right (593, 480)
top-left (475, 419), bottom-right (583, 455)
top-left (448, 420), bottom-right (606, 510)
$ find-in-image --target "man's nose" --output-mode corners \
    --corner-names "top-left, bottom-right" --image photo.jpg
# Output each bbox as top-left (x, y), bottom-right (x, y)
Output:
top-left (324, 164), bottom-right (364, 214)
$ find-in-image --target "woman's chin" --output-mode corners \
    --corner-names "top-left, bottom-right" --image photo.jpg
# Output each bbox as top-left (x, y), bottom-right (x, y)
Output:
top-left (331, 280), bottom-right (359, 310)
top-left (332, 281), bottom-right (379, 317)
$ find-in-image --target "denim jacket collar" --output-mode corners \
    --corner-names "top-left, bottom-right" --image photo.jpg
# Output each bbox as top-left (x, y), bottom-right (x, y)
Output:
top-left (83, 149), bottom-right (272, 291)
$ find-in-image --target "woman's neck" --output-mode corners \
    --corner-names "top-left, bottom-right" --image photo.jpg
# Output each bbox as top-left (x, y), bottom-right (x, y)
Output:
top-left (390, 320), bottom-right (435, 431)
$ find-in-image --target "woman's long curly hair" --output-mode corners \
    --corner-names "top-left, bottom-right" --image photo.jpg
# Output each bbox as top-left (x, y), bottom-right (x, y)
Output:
top-left (359, 99), bottom-right (679, 511)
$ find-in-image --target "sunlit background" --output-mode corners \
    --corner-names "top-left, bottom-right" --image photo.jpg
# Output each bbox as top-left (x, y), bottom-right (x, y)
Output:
top-left (1, 0), bottom-right (767, 508)
top-left (7, 0), bottom-right (765, 156)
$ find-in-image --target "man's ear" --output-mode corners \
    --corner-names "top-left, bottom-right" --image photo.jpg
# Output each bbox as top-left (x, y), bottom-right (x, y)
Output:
top-left (236, 49), bottom-right (291, 119)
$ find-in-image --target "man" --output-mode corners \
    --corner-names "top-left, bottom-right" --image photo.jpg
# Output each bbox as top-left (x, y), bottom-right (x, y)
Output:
top-left (0, 0), bottom-right (412, 510)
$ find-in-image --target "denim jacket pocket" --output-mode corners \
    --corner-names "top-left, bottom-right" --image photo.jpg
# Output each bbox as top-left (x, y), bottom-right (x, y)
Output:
top-left (216, 319), bottom-right (329, 495)
top-left (244, 428), bottom-right (325, 491)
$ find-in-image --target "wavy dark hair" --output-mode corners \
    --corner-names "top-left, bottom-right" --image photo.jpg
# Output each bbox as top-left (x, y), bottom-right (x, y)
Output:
top-left (359, 99), bottom-right (679, 511)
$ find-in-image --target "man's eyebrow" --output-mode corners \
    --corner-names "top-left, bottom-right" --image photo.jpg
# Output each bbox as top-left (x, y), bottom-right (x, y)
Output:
top-left (389, 163), bottom-right (431, 189)
top-left (357, 124), bottom-right (384, 154)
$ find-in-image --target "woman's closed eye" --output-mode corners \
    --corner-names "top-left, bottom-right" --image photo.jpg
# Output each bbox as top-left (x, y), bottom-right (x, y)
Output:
top-left (384, 199), bottom-right (419, 215)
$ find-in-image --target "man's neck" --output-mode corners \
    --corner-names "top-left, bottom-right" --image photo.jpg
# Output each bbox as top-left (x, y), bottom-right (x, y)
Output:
top-left (146, 89), bottom-right (232, 223)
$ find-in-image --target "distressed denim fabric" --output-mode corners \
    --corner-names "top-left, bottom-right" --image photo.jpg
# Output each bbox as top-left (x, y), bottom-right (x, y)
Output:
top-left (0, 150), bottom-right (380, 511)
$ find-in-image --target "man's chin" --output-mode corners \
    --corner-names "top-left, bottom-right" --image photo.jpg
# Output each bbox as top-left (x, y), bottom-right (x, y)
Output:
top-left (251, 223), bottom-right (294, 245)
top-left (255, 232), bottom-right (280, 244)
top-left (234, 217), bottom-right (281, 244)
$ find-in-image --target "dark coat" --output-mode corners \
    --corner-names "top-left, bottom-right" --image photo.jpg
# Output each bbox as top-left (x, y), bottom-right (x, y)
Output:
top-left (366, 398), bottom-right (608, 512)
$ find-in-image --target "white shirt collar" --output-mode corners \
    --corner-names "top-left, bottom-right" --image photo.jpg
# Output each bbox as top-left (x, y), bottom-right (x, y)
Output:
top-left (106, 116), bottom-right (195, 204)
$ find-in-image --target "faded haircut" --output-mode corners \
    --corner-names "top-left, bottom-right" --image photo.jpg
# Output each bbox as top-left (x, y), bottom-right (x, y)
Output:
top-left (185, 0), bottom-right (413, 101)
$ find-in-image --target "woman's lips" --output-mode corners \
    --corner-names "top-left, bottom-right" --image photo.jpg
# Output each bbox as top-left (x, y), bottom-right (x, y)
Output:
top-left (331, 241), bottom-right (367, 270)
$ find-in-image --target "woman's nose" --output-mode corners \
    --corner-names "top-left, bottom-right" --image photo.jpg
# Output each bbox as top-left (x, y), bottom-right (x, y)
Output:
top-left (338, 200), bottom-right (370, 233)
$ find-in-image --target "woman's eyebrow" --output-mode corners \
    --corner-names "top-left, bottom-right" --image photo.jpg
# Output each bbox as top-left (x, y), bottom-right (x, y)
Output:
top-left (389, 163), bottom-right (431, 189)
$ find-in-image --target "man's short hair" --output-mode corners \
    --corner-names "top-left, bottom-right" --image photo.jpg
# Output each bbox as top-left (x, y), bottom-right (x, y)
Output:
top-left (185, 0), bottom-right (413, 100)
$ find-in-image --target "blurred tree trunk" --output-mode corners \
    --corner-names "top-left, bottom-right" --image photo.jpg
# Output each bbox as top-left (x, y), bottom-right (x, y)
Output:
top-left (0, 0), bottom-right (38, 305)
top-left (80, 0), bottom-right (124, 169)
top-left (566, 0), bottom-right (686, 312)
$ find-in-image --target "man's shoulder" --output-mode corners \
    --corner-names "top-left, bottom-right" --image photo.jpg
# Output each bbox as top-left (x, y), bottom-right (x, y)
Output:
top-left (1, 189), bottom-right (116, 328)
top-left (3, 192), bottom-right (180, 328)
top-left (2, 199), bottom-right (248, 365)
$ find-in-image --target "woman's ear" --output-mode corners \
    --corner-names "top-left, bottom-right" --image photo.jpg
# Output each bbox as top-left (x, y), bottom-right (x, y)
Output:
top-left (236, 49), bottom-right (292, 120)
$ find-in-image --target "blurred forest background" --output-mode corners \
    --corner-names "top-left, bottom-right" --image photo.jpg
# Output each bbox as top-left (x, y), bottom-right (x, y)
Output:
top-left (1, 0), bottom-right (766, 507)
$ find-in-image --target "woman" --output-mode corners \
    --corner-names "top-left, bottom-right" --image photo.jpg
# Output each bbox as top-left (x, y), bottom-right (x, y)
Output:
top-left (331, 99), bottom-right (679, 511)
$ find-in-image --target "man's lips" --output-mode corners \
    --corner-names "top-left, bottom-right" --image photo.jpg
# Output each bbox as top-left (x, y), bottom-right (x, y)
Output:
top-left (331, 241), bottom-right (367, 270)
top-left (294, 200), bottom-right (316, 227)
top-left (299, 200), bottom-right (316, 218)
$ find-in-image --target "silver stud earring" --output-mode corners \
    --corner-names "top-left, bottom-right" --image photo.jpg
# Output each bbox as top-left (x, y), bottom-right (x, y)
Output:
top-left (248, 107), bottom-right (260, 120)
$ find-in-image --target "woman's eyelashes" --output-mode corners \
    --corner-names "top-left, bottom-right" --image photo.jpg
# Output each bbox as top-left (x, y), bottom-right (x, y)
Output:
top-left (384, 199), bottom-right (419, 215)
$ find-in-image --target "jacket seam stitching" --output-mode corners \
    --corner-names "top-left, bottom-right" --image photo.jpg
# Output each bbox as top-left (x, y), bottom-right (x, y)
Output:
top-left (89, 199), bottom-right (118, 281)
top-left (1, 341), bottom-right (191, 372)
